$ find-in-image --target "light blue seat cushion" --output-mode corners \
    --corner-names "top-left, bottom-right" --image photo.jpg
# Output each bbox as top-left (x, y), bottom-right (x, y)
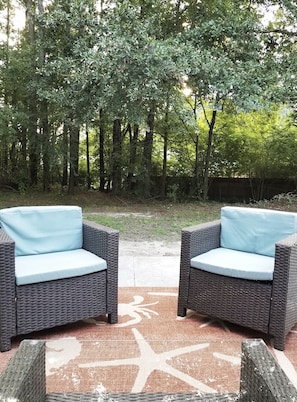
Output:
top-left (0, 205), bottom-right (82, 256)
top-left (221, 206), bottom-right (297, 257)
top-left (15, 249), bottom-right (107, 285)
top-left (191, 248), bottom-right (274, 281)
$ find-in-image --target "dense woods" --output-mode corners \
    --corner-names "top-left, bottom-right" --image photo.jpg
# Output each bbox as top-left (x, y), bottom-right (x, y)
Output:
top-left (0, 0), bottom-right (297, 200)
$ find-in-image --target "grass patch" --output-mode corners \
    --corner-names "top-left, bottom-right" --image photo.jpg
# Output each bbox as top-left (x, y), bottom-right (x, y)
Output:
top-left (1, 188), bottom-right (297, 242)
top-left (84, 203), bottom-right (222, 241)
top-left (0, 188), bottom-right (223, 242)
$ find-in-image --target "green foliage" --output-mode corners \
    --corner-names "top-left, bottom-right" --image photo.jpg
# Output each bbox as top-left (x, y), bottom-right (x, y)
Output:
top-left (208, 105), bottom-right (297, 179)
top-left (0, 0), bottom-right (297, 199)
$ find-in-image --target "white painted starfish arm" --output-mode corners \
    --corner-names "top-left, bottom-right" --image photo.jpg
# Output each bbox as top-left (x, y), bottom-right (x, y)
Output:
top-left (160, 364), bottom-right (216, 394)
top-left (213, 352), bottom-right (240, 365)
top-left (79, 357), bottom-right (140, 368)
top-left (160, 343), bottom-right (210, 360)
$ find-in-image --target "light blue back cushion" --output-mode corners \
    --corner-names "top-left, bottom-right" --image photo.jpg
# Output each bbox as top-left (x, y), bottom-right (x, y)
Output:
top-left (0, 205), bottom-right (83, 256)
top-left (221, 206), bottom-right (297, 257)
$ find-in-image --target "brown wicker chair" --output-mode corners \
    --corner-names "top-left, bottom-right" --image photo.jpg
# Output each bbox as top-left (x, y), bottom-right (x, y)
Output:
top-left (0, 206), bottom-right (119, 352)
top-left (177, 207), bottom-right (297, 351)
top-left (0, 338), bottom-right (296, 401)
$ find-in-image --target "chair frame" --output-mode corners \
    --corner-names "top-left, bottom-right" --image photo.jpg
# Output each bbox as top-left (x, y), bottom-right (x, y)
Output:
top-left (177, 220), bottom-right (297, 350)
top-left (0, 219), bottom-right (119, 352)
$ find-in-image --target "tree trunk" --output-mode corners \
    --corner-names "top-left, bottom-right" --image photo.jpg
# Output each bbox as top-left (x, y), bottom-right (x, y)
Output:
top-left (28, 106), bottom-right (39, 186)
top-left (41, 100), bottom-right (50, 191)
top-left (193, 94), bottom-right (200, 198)
top-left (99, 108), bottom-right (106, 192)
top-left (127, 123), bottom-right (139, 191)
top-left (68, 123), bottom-right (80, 195)
top-left (143, 108), bottom-right (155, 198)
top-left (203, 108), bottom-right (217, 201)
top-left (62, 124), bottom-right (69, 187)
top-left (111, 118), bottom-right (122, 195)
top-left (1, 1), bottom-right (11, 179)
top-left (161, 105), bottom-right (169, 200)
top-left (38, 0), bottom-right (50, 191)
top-left (86, 124), bottom-right (91, 189)
top-left (26, 0), bottom-right (39, 186)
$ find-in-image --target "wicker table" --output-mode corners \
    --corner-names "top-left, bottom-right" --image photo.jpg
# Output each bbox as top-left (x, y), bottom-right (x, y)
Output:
top-left (0, 339), bottom-right (296, 401)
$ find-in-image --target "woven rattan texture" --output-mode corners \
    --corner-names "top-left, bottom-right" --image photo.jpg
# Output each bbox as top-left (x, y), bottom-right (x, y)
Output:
top-left (0, 340), bottom-right (46, 401)
top-left (187, 268), bottom-right (272, 333)
top-left (45, 393), bottom-right (238, 401)
top-left (16, 271), bottom-right (107, 334)
top-left (240, 341), bottom-right (297, 401)
top-left (0, 230), bottom-right (16, 352)
top-left (270, 233), bottom-right (297, 350)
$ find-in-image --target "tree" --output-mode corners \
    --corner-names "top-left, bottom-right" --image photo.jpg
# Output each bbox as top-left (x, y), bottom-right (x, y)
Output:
top-left (84, 0), bottom-right (184, 196)
top-left (1, 0), bottom-right (297, 200)
top-left (35, 0), bottom-right (101, 193)
top-left (180, 0), bottom-right (277, 199)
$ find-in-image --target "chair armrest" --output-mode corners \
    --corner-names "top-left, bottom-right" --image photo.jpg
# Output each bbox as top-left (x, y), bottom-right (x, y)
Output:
top-left (240, 339), bottom-right (297, 401)
top-left (273, 233), bottom-right (297, 283)
top-left (0, 340), bottom-right (46, 401)
top-left (178, 220), bottom-right (221, 317)
top-left (82, 220), bottom-right (119, 316)
top-left (269, 233), bottom-right (297, 349)
top-left (0, 228), bottom-right (15, 282)
top-left (181, 220), bottom-right (221, 261)
top-left (0, 229), bottom-right (17, 351)
top-left (82, 219), bottom-right (119, 262)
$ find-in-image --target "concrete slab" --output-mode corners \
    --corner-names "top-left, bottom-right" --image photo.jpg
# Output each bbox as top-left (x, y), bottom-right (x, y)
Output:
top-left (134, 256), bottom-right (179, 287)
top-left (119, 256), bottom-right (135, 286)
top-left (118, 240), bottom-right (180, 287)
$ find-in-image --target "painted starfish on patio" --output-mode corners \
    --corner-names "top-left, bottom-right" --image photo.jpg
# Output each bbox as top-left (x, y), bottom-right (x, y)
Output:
top-left (79, 327), bottom-right (215, 393)
top-left (116, 295), bottom-right (159, 327)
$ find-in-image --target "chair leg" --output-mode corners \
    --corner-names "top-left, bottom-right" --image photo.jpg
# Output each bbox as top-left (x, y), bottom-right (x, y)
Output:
top-left (108, 312), bottom-right (118, 324)
top-left (0, 336), bottom-right (12, 352)
top-left (177, 305), bottom-right (187, 317)
top-left (273, 335), bottom-right (285, 351)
